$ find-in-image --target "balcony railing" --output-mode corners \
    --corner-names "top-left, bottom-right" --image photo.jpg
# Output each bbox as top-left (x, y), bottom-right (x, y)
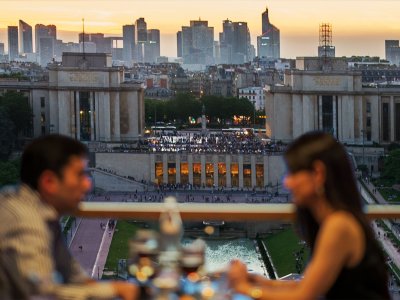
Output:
top-left (74, 202), bottom-right (400, 221)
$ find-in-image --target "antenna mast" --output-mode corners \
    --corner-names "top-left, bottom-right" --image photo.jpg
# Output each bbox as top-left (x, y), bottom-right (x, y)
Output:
top-left (82, 18), bottom-right (86, 59)
top-left (319, 23), bottom-right (332, 65)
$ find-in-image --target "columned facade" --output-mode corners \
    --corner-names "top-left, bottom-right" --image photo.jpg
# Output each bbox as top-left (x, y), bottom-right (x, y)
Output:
top-left (45, 53), bottom-right (145, 142)
top-left (265, 66), bottom-right (400, 145)
top-left (145, 153), bottom-right (285, 189)
top-left (0, 53), bottom-right (145, 141)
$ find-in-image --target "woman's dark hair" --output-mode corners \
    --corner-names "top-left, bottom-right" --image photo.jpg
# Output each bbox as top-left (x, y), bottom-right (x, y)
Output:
top-left (284, 131), bottom-right (366, 250)
top-left (20, 134), bottom-right (88, 190)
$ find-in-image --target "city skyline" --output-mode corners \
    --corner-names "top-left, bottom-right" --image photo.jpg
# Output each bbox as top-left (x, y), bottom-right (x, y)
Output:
top-left (0, 0), bottom-right (400, 58)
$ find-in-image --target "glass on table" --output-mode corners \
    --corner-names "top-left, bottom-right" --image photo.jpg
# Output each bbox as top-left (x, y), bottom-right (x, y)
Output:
top-left (180, 239), bottom-right (206, 278)
top-left (179, 239), bottom-right (206, 297)
top-left (128, 229), bottom-right (160, 283)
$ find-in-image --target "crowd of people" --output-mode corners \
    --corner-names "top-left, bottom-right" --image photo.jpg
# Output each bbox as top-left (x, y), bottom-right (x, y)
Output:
top-left (90, 131), bottom-right (286, 154)
top-left (142, 132), bottom-right (285, 154)
top-left (94, 190), bottom-right (287, 204)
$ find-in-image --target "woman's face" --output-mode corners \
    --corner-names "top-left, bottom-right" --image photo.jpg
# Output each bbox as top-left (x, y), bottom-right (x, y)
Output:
top-left (284, 169), bottom-right (319, 207)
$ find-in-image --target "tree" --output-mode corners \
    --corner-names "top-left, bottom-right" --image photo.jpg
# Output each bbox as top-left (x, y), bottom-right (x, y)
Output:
top-left (0, 91), bottom-right (32, 137)
top-left (145, 94), bottom-right (255, 127)
top-left (200, 96), bottom-right (253, 125)
top-left (381, 149), bottom-right (400, 185)
top-left (0, 107), bottom-right (16, 160)
top-left (169, 93), bottom-right (201, 123)
top-left (0, 160), bottom-right (20, 186)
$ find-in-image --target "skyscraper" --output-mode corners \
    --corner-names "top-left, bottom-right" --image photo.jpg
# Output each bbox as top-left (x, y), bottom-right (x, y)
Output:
top-left (135, 18), bottom-right (147, 63)
top-left (0, 43), bottom-right (4, 56)
top-left (19, 20), bottom-right (33, 54)
top-left (38, 37), bottom-right (54, 67)
top-left (257, 7), bottom-right (280, 59)
top-left (123, 25), bottom-right (135, 65)
top-left (177, 31), bottom-right (182, 57)
top-left (219, 19), bottom-right (234, 64)
top-left (78, 33), bottom-right (111, 54)
top-left (385, 40), bottom-right (400, 65)
top-left (35, 24), bottom-right (56, 53)
top-left (8, 26), bottom-right (18, 61)
top-left (35, 24), bottom-right (56, 65)
top-left (219, 19), bottom-right (252, 64)
top-left (232, 22), bottom-right (249, 64)
top-left (145, 29), bottom-right (160, 63)
top-left (178, 19), bottom-right (214, 65)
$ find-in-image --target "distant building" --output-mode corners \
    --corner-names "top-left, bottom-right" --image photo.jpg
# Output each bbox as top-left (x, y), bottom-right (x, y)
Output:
top-left (0, 53), bottom-right (145, 141)
top-left (145, 29), bottom-right (160, 63)
top-left (238, 87), bottom-right (265, 110)
top-left (135, 18), bottom-right (147, 63)
top-left (35, 24), bottom-right (56, 66)
top-left (257, 7), bottom-right (280, 59)
top-left (318, 46), bottom-right (335, 58)
top-left (177, 31), bottom-right (182, 57)
top-left (219, 19), bottom-right (252, 64)
top-left (54, 40), bottom-right (80, 60)
top-left (79, 41), bottom-right (96, 53)
top-left (123, 25), bottom-right (135, 66)
top-left (213, 41), bottom-right (220, 63)
top-left (385, 40), bottom-right (400, 65)
top-left (78, 33), bottom-right (112, 54)
top-left (265, 57), bottom-right (400, 145)
top-left (219, 19), bottom-right (234, 64)
top-left (177, 20), bottom-right (214, 65)
top-left (0, 43), bottom-right (4, 56)
top-left (35, 24), bottom-right (56, 53)
top-left (19, 20), bottom-right (33, 55)
top-left (232, 22), bottom-right (250, 64)
top-left (38, 37), bottom-right (54, 67)
top-left (8, 26), bottom-right (19, 61)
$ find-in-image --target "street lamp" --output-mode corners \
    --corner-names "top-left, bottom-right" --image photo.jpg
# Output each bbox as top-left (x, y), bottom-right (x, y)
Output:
top-left (154, 105), bottom-right (157, 127)
top-left (252, 100), bottom-right (256, 129)
top-left (361, 129), bottom-right (365, 166)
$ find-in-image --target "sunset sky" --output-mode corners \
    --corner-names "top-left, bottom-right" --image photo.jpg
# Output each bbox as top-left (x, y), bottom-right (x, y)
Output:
top-left (1, 0), bottom-right (400, 58)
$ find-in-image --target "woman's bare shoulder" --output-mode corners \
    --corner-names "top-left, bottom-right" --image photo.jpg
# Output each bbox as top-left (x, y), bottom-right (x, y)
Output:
top-left (323, 211), bottom-right (364, 240)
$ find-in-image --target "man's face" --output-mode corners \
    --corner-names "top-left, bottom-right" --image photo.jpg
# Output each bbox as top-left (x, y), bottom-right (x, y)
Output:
top-left (52, 156), bottom-right (92, 214)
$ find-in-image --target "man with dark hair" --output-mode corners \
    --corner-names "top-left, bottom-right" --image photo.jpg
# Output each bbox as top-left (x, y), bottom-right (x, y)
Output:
top-left (0, 135), bottom-right (138, 300)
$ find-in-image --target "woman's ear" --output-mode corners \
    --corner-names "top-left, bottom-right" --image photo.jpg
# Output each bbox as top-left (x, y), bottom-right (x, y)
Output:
top-left (312, 160), bottom-right (327, 187)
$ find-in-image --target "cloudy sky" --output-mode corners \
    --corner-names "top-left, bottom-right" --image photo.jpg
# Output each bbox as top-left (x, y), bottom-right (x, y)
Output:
top-left (0, 0), bottom-right (399, 58)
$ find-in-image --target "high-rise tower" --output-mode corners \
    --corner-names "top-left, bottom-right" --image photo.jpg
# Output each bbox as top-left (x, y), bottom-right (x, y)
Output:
top-left (233, 22), bottom-right (249, 64)
top-left (35, 24), bottom-right (56, 53)
top-left (135, 18), bottom-right (147, 63)
top-left (178, 19), bottom-right (214, 65)
top-left (123, 24), bottom-right (135, 65)
top-left (257, 6), bottom-right (280, 59)
top-left (19, 20), bottom-right (33, 54)
top-left (385, 40), bottom-right (400, 65)
top-left (219, 19), bottom-right (251, 64)
top-left (145, 29), bottom-right (160, 63)
top-left (8, 26), bottom-right (19, 61)
top-left (219, 19), bottom-right (234, 64)
top-left (35, 24), bottom-right (57, 66)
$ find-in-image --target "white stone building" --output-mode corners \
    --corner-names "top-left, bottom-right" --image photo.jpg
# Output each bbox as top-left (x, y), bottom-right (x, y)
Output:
top-left (238, 86), bottom-right (265, 110)
top-left (264, 57), bottom-right (400, 145)
top-left (95, 152), bottom-right (286, 189)
top-left (0, 52), bottom-right (145, 142)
